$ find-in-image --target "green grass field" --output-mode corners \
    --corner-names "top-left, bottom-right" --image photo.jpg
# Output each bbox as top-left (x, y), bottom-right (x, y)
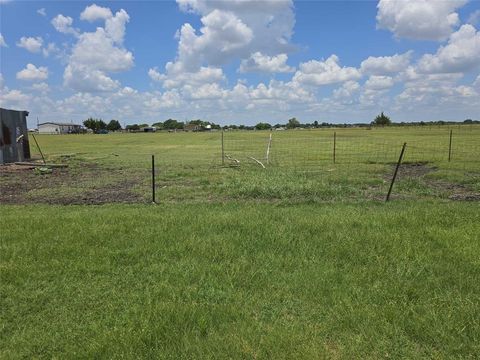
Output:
top-left (1, 126), bottom-right (479, 358)
top-left (2, 125), bottom-right (479, 204)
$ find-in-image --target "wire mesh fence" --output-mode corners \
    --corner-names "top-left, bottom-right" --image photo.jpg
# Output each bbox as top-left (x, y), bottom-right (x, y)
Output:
top-left (222, 127), bottom-right (480, 170)
top-left (2, 126), bottom-right (479, 204)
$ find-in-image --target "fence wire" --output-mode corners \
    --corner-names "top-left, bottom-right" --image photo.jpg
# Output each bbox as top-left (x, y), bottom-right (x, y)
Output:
top-left (4, 126), bottom-right (479, 205)
top-left (222, 128), bottom-right (480, 170)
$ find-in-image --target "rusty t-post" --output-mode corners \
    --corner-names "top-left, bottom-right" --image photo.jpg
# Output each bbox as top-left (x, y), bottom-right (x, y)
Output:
top-left (386, 142), bottom-right (407, 202)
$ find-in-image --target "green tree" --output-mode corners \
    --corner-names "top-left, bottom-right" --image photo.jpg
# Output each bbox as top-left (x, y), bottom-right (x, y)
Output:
top-left (126, 124), bottom-right (140, 131)
top-left (255, 122), bottom-right (272, 130)
top-left (372, 112), bottom-right (392, 126)
top-left (83, 118), bottom-right (107, 133)
top-left (96, 120), bottom-right (107, 133)
top-left (163, 119), bottom-right (184, 129)
top-left (189, 119), bottom-right (206, 126)
top-left (83, 118), bottom-right (97, 132)
top-left (106, 119), bottom-right (121, 131)
top-left (286, 117), bottom-right (300, 129)
top-left (187, 119), bottom-right (221, 130)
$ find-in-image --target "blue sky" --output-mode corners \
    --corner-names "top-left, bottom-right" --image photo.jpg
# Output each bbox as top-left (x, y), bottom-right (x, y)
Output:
top-left (1, 0), bottom-right (479, 127)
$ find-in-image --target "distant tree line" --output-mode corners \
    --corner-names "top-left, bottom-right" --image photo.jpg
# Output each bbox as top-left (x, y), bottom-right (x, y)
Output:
top-left (122, 119), bottom-right (222, 131)
top-left (150, 119), bottom-right (222, 130)
top-left (246, 115), bottom-right (479, 130)
top-left (83, 115), bottom-right (479, 134)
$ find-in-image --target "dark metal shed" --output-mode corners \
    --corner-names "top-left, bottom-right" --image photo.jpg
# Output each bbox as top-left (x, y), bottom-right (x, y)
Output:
top-left (0, 108), bottom-right (31, 164)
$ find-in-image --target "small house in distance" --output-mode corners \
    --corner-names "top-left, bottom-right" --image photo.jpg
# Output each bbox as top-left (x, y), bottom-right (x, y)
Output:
top-left (38, 122), bottom-right (82, 134)
top-left (0, 107), bottom-right (31, 164)
top-left (184, 123), bottom-right (201, 132)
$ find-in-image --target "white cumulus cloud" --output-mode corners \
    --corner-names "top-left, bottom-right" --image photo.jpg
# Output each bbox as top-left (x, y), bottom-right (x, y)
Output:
top-left (417, 24), bottom-right (480, 74)
top-left (149, 64), bottom-right (224, 89)
top-left (239, 52), bottom-right (295, 73)
top-left (360, 51), bottom-right (412, 75)
top-left (31, 82), bottom-right (50, 93)
top-left (293, 55), bottom-right (361, 86)
top-left (249, 80), bottom-right (314, 104)
top-left (16, 63), bottom-right (49, 81)
top-left (175, 10), bottom-right (253, 71)
top-left (51, 14), bottom-right (78, 35)
top-left (148, 68), bottom-right (163, 82)
top-left (377, 0), bottom-right (467, 41)
top-left (80, 4), bottom-right (113, 21)
top-left (364, 75), bottom-right (395, 90)
top-left (69, 29), bottom-right (133, 73)
top-left (63, 7), bottom-right (133, 92)
top-left (0, 33), bottom-right (7, 47)
top-left (176, 0), bottom-right (295, 58)
top-left (395, 66), bottom-right (466, 109)
top-left (79, 4), bottom-right (130, 42)
top-left (333, 81), bottom-right (360, 100)
top-left (104, 9), bottom-right (129, 43)
top-left (16, 36), bottom-right (43, 52)
top-left (153, 0), bottom-right (296, 88)
top-left (0, 89), bottom-right (31, 108)
top-left (64, 64), bottom-right (120, 92)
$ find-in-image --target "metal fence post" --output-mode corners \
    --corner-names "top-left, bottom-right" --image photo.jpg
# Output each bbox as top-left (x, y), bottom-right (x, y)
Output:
top-left (151, 155), bottom-right (156, 204)
top-left (333, 131), bottom-right (336, 164)
top-left (448, 129), bottom-right (452, 162)
top-left (386, 142), bottom-right (407, 202)
top-left (221, 130), bottom-right (225, 166)
top-left (31, 133), bottom-right (46, 164)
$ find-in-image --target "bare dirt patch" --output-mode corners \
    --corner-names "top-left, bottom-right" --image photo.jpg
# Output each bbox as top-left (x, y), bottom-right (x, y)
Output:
top-left (0, 164), bottom-right (36, 173)
top-left (383, 162), bottom-right (479, 201)
top-left (427, 179), bottom-right (480, 201)
top-left (0, 162), bottom-right (144, 205)
top-left (396, 162), bottom-right (436, 179)
top-left (448, 193), bottom-right (480, 201)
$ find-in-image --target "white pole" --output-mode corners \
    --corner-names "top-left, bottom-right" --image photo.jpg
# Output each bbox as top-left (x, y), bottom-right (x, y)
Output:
top-left (266, 132), bottom-right (272, 165)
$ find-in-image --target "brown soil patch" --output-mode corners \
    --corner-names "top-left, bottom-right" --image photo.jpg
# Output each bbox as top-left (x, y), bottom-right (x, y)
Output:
top-left (0, 164), bottom-right (36, 172)
top-left (448, 193), bottom-right (480, 201)
top-left (383, 162), bottom-right (479, 201)
top-left (396, 162), bottom-right (436, 179)
top-left (0, 162), bottom-right (144, 205)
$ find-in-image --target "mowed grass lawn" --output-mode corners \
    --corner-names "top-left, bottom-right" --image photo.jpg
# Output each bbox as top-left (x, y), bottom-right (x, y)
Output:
top-left (1, 202), bottom-right (479, 358)
top-left (1, 126), bottom-right (479, 358)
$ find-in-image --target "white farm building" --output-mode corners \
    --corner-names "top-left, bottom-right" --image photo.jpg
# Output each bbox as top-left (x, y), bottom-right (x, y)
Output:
top-left (38, 122), bottom-right (82, 134)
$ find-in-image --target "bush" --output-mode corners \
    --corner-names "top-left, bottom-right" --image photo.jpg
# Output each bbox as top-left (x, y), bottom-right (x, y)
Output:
top-left (255, 122), bottom-right (272, 130)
